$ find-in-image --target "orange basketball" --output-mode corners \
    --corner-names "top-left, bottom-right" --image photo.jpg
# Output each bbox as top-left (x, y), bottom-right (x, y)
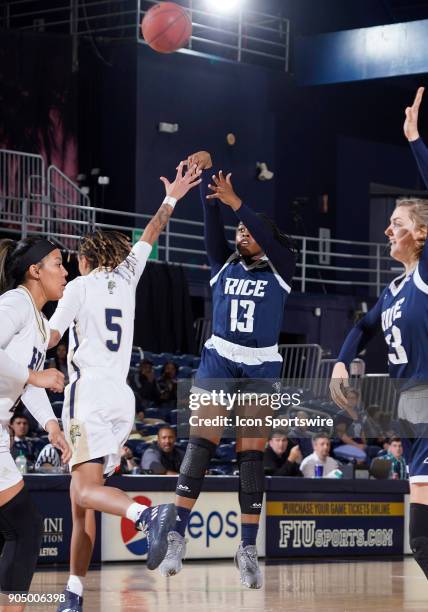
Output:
top-left (141, 2), bottom-right (192, 54)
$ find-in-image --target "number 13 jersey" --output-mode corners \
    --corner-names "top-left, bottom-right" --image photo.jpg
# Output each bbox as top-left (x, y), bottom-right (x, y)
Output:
top-left (210, 252), bottom-right (291, 349)
top-left (49, 241), bottom-right (152, 382)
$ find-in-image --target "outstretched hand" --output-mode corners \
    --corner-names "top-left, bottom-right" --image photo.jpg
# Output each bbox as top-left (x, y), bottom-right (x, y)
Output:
top-left (206, 171), bottom-right (242, 211)
top-left (160, 162), bottom-right (202, 202)
top-left (404, 87), bottom-right (425, 142)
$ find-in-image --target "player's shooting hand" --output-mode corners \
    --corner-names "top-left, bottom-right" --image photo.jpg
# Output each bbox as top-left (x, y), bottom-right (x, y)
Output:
top-left (28, 368), bottom-right (65, 393)
top-left (184, 151), bottom-right (212, 171)
top-left (206, 171), bottom-right (242, 210)
top-left (160, 162), bottom-right (202, 201)
top-left (404, 87), bottom-right (424, 142)
top-left (329, 362), bottom-right (350, 410)
top-left (45, 419), bottom-right (72, 464)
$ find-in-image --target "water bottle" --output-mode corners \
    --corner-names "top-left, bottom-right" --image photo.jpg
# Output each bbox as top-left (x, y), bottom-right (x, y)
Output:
top-left (15, 451), bottom-right (27, 475)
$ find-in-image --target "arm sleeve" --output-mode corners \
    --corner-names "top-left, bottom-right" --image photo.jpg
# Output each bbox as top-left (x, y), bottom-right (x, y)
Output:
top-left (0, 296), bottom-right (30, 386)
top-left (49, 278), bottom-right (85, 336)
top-left (337, 295), bottom-right (384, 367)
top-left (236, 203), bottom-right (296, 286)
top-left (410, 137), bottom-right (428, 189)
top-left (200, 169), bottom-right (234, 277)
top-left (21, 386), bottom-right (57, 430)
top-left (115, 241), bottom-right (152, 289)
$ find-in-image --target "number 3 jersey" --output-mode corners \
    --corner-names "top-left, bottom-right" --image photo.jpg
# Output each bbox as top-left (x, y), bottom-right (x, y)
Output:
top-left (209, 252), bottom-right (291, 354)
top-left (338, 262), bottom-right (428, 387)
top-left (50, 241), bottom-right (152, 382)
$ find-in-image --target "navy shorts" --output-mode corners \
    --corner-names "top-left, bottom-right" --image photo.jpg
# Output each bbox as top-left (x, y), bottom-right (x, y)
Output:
top-left (397, 386), bottom-right (428, 483)
top-left (194, 345), bottom-right (282, 395)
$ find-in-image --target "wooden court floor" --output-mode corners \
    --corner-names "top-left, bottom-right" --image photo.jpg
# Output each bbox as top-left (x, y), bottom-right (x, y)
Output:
top-left (29, 558), bottom-right (427, 611)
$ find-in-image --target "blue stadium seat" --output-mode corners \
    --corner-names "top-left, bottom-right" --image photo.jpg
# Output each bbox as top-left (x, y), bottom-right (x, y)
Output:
top-left (130, 352), bottom-right (141, 367)
top-left (192, 356), bottom-right (201, 368)
top-left (215, 443), bottom-right (236, 461)
top-left (150, 354), bottom-right (168, 366)
top-left (177, 366), bottom-right (193, 379)
top-left (154, 364), bottom-right (164, 376)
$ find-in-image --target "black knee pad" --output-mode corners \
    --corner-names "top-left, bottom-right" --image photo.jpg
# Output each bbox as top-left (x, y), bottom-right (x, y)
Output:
top-left (237, 450), bottom-right (265, 515)
top-left (0, 487), bottom-right (43, 593)
top-left (410, 503), bottom-right (428, 579)
top-left (176, 437), bottom-right (217, 499)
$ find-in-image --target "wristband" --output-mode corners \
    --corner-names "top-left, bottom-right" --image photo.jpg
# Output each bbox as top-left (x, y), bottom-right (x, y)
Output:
top-left (163, 196), bottom-right (177, 209)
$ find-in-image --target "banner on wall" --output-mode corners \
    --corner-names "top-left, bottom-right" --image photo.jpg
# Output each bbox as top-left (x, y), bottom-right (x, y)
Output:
top-left (101, 491), bottom-right (265, 561)
top-left (32, 491), bottom-right (101, 565)
top-left (266, 494), bottom-right (404, 557)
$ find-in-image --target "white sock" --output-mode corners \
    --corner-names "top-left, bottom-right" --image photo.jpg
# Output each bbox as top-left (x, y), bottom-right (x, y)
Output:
top-left (126, 502), bottom-right (149, 522)
top-left (67, 574), bottom-right (84, 597)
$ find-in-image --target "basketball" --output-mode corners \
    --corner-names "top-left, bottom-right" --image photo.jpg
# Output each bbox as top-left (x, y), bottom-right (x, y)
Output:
top-left (141, 2), bottom-right (192, 54)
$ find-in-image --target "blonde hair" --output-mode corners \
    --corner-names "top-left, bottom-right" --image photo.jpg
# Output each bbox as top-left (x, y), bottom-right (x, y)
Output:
top-left (78, 230), bottom-right (131, 271)
top-left (396, 198), bottom-right (428, 258)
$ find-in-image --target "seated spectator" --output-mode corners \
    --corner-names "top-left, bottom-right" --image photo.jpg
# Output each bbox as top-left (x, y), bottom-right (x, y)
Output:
top-left (288, 410), bottom-right (314, 458)
top-left (35, 443), bottom-right (62, 473)
top-left (300, 433), bottom-right (339, 478)
top-left (264, 429), bottom-right (302, 476)
top-left (131, 359), bottom-right (161, 411)
top-left (53, 342), bottom-right (69, 385)
top-left (141, 426), bottom-right (184, 474)
top-left (118, 446), bottom-right (138, 474)
top-left (158, 362), bottom-right (178, 407)
top-left (385, 437), bottom-right (407, 479)
top-left (10, 414), bottom-right (35, 462)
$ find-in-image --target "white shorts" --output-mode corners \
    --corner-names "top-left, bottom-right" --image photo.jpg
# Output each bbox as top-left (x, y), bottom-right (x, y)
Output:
top-left (0, 425), bottom-right (22, 492)
top-left (62, 370), bottom-right (135, 476)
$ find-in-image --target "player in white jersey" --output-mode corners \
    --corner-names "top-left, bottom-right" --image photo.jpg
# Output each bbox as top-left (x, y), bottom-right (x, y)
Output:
top-left (0, 237), bottom-right (71, 609)
top-left (49, 162), bottom-right (201, 612)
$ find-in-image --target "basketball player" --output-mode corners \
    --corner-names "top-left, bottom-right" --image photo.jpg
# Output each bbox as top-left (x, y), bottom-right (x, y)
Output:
top-left (0, 237), bottom-right (71, 610)
top-left (49, 162), bottom-right (201, 612)
top-left (330, 87), bottom-right (428, 581)
top-left (159, 151), bottom-right (297, 588)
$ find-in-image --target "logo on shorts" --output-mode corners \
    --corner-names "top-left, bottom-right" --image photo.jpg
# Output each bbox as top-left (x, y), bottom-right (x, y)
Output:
top-left (108, 280), bottom-right (116, 294)
top-left (69, 424), bottom-right (81, 447)
top-left (121, 495), bottom-right (152, 556)
top-left (178, 484), bottom-right (191, 492)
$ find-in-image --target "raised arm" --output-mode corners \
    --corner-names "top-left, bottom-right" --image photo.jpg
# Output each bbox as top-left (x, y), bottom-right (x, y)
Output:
top-left (404, 87), bottom-right (428, 188)
top-left (330, 296), bottom-right (383, 408)
top-left (206, 170), bottom-right (296, 284)
top-left (186, 151), bottom-right (233, 276)
top-left (142, 162), bottom-right (202, 246)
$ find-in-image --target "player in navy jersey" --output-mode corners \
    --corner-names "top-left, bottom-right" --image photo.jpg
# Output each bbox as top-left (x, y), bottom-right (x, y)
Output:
top-left (330, 87), bottom-right (428, 581)
top-left (159, 151), bottom-right (297, 588)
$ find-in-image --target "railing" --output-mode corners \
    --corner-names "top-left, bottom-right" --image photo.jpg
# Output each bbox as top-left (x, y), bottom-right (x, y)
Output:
top-left (0, 188), bottom-right (401, 294)
top-left (2, 0), bottom-right (290, 71)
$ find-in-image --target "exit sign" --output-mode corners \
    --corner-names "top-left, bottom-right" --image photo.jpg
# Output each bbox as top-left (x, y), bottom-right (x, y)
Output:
top-left (132, 229), bottom-right (158, 261)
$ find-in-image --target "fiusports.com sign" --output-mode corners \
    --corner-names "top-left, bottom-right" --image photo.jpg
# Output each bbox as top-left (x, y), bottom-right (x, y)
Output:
top-left (266, 495), bottom-right (404, 557)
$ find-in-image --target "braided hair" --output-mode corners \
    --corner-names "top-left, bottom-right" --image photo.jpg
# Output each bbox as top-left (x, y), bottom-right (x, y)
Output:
top-left (256, 213), bottom-right (299, 257)
top-left (78, 230), bottom-right (131, 271)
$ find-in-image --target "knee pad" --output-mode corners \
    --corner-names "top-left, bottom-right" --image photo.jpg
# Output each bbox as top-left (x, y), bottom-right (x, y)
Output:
top-left (0, 487), bottom-right (43, 592)
top-left (237, 451), bottom-right (265, 515)
top-left (176, 437), bottom-right (217, 499)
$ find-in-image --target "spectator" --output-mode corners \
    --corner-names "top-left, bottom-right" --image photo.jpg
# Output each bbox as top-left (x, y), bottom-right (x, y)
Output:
top-left (54, 342), bottom-right (69, 385)
top-left (264, 429), bottom-right (302, 476)
top-left (288, 410), bottom-right (314, 458)
top-left (385, 437), bottom-right (407, 480)
top-left (119, 446), bottom-right (138, 474)
top-left (334, 389), bottom-right (383, 464)
top-left (131, 359), bottom-right (161, 411)
top-left (300, 434), bottom-right (339, 478)
top-left (141, 426), bottom-right (184, 474)
top-left (158, 361), bottom-right (178, 407)
top-left (10, 414), bottom-right (34, 462)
